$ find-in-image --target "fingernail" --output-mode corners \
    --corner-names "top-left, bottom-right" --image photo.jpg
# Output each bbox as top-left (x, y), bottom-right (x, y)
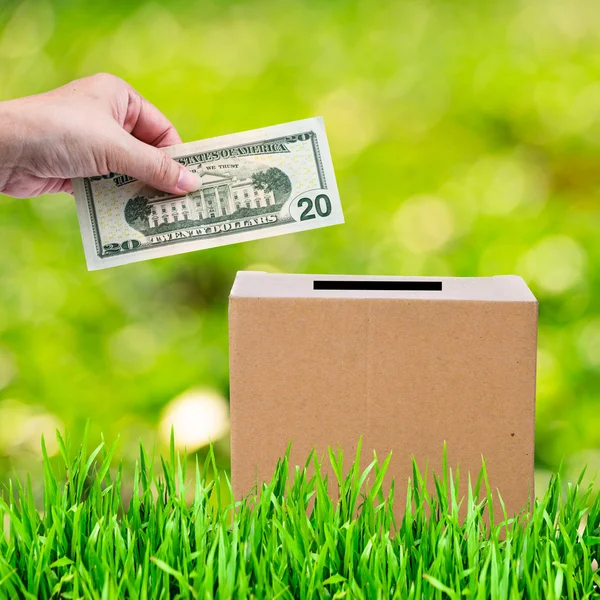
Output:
top-left (177, 166), bottom-right (201, 193)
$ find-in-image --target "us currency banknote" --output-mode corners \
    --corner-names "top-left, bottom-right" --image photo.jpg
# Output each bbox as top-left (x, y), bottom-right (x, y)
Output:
top-left (72, 117), bottom-right (343, 270)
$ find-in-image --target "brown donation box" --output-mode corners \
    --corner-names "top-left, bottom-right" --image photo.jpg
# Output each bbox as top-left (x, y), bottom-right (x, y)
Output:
top-left (229, 271), bottom-right (538, 520)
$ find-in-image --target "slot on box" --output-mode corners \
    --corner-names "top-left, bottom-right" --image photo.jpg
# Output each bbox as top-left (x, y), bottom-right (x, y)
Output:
top-left (313, 280), bottom-right (442, 291)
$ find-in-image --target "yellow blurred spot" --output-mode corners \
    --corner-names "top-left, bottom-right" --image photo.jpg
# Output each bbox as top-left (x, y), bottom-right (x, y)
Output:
top-left (0, 347), bottom-right (16, 390)
top-left (0, 0), bottom-right (54, 59)
top-left (250, 235), bottom-right (307, 267)
top-left (316, 87), bottom-right (379, 159)
top-left (519, 235), bottom-right (586, 295)
top-left (0, 400), bottom-right (62, 456)
top-left (17, 269), bottom-right (67, 322)
top-left (466, 154), bottom-right (546, 216)
top-left (159, 388), bottom-right (229, 451)
top-left (536, 347), bottom-right (562, 400)
top-left (565, 449), bottom-right (600, 493)
top-left (109, 4), bottom-right (183, 74)
top-left (510, 0), bottom-right (597, 56)
top-left (244, 263), bottom-right (281, 273)
top-left (567, 83), bottom-right (600, 135)
top-left (194, 18), bottom-right (276, 79)
top-left (394, 195), bottom-right (454, 253)
top-left (577, 319), bottom-right (600, 368)
top-left (109, 325), bottom-right (159, 373)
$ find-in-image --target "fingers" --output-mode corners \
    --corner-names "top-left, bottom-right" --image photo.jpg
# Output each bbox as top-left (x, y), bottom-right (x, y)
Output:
top-left (59, 180), bottom-right (73, 195)
top-left (109, 131), bottom-right (200, 195)
top-left (125, 89), bottom-right (183, 149)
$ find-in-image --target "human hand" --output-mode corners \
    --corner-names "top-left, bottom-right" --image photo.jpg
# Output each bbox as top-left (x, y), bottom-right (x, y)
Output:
top-left (0, 73), bottom-right (201, 198)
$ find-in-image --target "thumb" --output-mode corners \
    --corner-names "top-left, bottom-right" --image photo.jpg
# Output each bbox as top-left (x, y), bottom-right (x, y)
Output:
top-left (109, 132), bottom-right (201, 195)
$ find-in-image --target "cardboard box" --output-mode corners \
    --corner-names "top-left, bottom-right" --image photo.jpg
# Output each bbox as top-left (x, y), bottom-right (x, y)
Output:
top-left (229, 271), bottom-right (538, 522)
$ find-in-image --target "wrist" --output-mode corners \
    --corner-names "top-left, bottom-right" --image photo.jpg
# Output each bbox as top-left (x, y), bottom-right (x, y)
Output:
top-left (0, 100), bottom-right (26, 193)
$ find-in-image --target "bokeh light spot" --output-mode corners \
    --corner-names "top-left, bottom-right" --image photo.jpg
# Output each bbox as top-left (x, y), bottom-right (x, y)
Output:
top-left (0, 0), bottom-right (54, 59)
top-left (536, 347), bottom-right (562, 401)
top-left (577, 319), bottom-right (600, 369)
top-left (159, 388), bottom-right (229, 451)
top-left (316, 87), bottom-right (379, 160)
top-left (244, 263), bottom-right (281, 273)
top-left (195, 19), bottom-right (275, 79)
top-left (519, 235), bottom-right (586, 295)
top-left (0, 347), bottom-right (17, 390)
top-left (0, 400), bottom-right (62, 457)
top-left (394, 195), bottom-right (454, 253)
top-left (109, 4), bottom-right (183, 74)
top-left (109, 325), bottom-right (159, 373)
top-left (466, 154), bottom-right (546, 216)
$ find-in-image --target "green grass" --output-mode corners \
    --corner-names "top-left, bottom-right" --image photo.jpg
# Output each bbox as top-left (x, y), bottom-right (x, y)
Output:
top-left (0, 431), bottom-right (599, 599)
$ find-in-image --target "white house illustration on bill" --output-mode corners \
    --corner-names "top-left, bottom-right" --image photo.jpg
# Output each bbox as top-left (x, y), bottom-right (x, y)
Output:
top-left (145, 171), bottom-right (276, 229)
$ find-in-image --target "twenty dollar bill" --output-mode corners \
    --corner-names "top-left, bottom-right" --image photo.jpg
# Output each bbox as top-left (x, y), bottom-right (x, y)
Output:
top-left (73, 117), bottom-right (343, 270)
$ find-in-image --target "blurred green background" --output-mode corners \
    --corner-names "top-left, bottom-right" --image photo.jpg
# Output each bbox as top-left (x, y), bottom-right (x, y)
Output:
top-left (0, 0), bottom-right (599, 497)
